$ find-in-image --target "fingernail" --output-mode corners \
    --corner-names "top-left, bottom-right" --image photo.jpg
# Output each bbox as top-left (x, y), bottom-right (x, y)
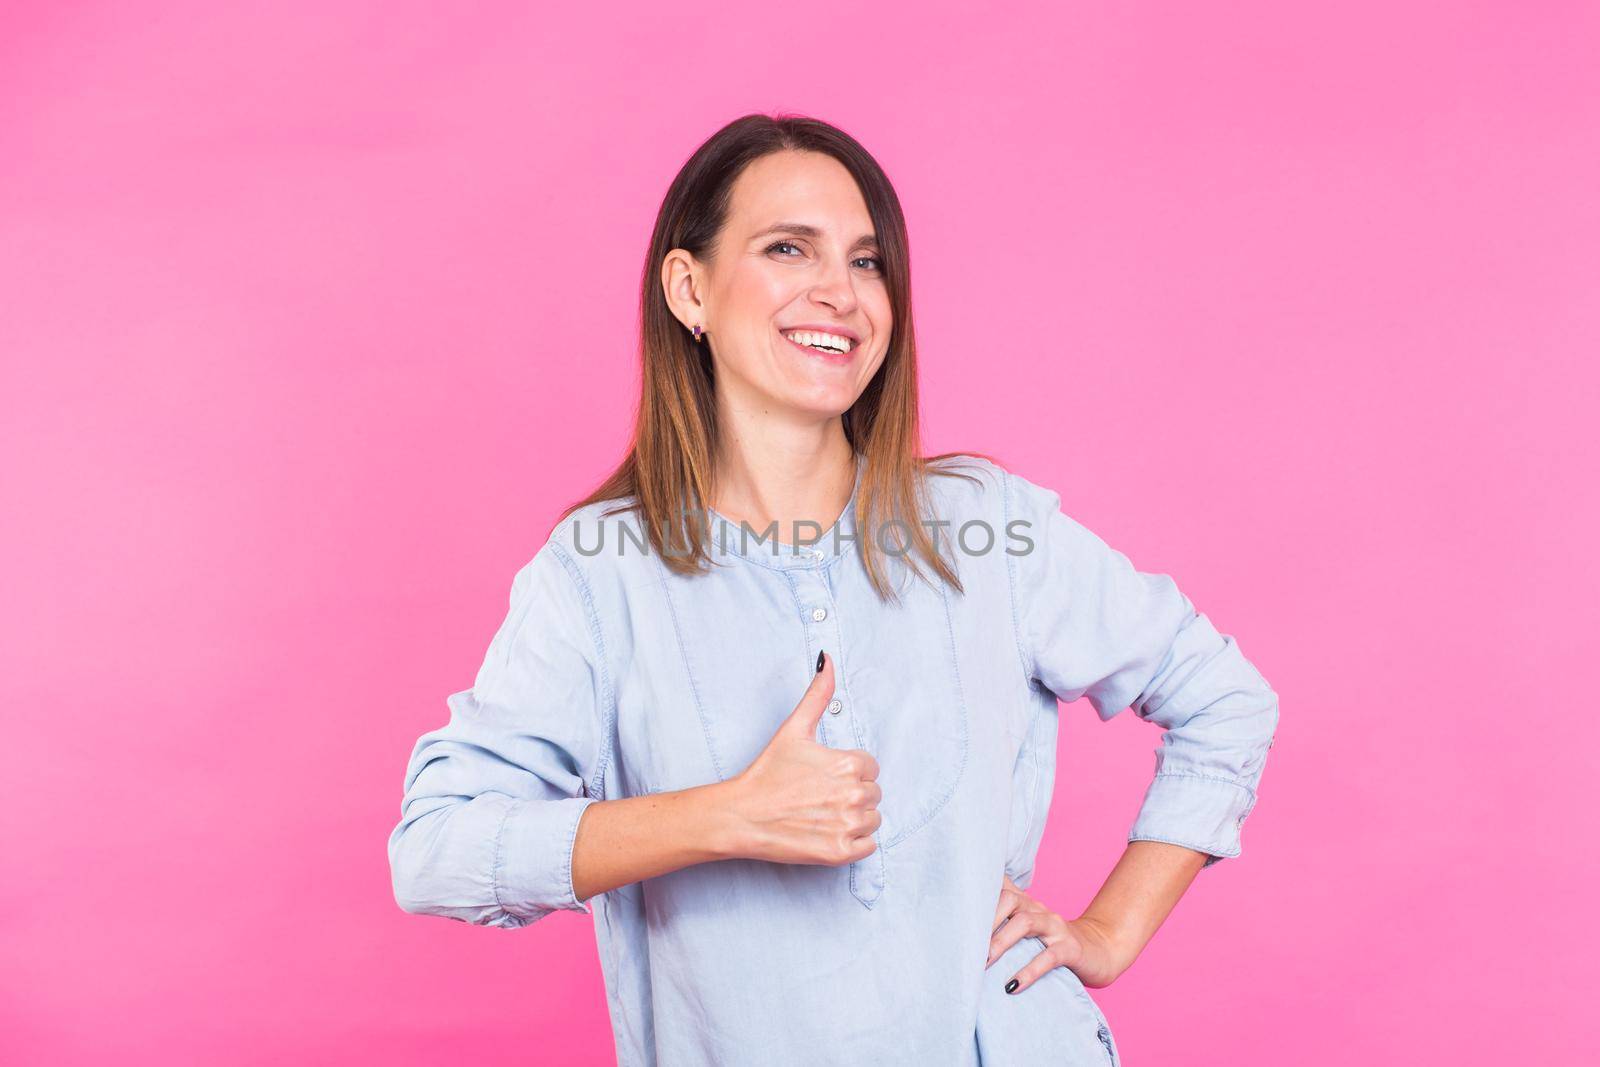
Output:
top-left (816, 650), bottom-right (825, 673)
top-left (1004, 978), bottom-right (1019, 994)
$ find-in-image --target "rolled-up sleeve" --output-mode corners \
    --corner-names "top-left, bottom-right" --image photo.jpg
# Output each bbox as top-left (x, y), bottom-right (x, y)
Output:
top-left (388, 542), bottom-right (608, 926)
top-left (1004, 467), bottom-right (1278, 868)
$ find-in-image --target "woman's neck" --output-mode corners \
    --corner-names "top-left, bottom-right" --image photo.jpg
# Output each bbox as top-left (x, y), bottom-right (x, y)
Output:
top-left (709, 432), bottom-right (857, 546)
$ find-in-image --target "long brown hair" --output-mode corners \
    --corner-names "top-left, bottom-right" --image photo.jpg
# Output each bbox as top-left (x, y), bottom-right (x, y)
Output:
top-left (562, 112), bottom-right (1002, 601)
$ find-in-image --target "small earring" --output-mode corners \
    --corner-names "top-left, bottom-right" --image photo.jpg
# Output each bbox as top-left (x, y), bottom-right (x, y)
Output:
top-left (691, 324), bottom-right (704, 342)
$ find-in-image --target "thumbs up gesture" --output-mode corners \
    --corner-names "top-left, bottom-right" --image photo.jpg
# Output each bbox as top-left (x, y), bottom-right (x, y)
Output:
top-left (723, 651), bottom-right (882, 867)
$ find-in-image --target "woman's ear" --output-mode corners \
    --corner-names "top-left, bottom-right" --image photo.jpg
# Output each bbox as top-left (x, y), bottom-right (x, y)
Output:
top-left (660, 248), bottom-right (706, 333)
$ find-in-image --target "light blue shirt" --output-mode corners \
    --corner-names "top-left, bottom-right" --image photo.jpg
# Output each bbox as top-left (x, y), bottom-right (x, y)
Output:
top-left (387, 454), bottom-right (1278, 1065)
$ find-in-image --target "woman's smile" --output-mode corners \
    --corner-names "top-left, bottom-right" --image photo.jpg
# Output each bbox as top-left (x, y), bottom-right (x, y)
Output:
top-left (778, 325), bottom-right (859, 366)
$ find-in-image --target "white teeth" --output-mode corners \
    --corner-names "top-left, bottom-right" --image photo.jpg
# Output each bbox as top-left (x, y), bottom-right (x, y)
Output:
top-left (782, 329), bottom-right (854, 353)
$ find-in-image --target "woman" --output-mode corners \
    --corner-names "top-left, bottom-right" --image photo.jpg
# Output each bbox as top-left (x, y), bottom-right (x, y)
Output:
top-left (388, 113), bottom-right (1278, 1065)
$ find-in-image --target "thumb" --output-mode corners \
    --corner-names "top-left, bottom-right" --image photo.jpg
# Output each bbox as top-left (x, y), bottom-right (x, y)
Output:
top-left (778, 649), bottom-right (836, 739)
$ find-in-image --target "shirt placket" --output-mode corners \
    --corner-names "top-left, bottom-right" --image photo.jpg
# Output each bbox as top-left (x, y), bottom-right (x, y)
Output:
top-left (790, 554), bottom-right (885, 908)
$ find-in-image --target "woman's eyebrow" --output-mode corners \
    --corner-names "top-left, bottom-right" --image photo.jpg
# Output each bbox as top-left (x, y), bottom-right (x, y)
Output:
top-left (751, 222), bottom-right (879, 249)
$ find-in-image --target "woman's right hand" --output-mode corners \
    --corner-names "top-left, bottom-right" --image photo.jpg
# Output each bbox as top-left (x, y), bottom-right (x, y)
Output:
top-left (724, 651), bottom-right (882, 867)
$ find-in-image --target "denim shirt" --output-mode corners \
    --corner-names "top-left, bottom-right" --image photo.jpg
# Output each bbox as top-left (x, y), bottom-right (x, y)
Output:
top-left (387, 454), bottom-right (1278, 1066)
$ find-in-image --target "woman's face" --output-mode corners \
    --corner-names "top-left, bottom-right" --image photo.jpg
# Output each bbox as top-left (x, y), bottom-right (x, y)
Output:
top-left (669, 150), bottom-right (893, 425)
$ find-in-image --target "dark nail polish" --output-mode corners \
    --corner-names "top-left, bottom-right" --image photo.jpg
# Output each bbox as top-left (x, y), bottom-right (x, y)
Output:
top-left (1004, 978), bottom-right (1019, 994)
top-left (816, 650), bottom-right (825, 673)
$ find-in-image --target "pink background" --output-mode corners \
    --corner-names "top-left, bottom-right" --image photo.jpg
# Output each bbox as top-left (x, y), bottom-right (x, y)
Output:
top-left (3, 2), bottom-right (1595, 1063)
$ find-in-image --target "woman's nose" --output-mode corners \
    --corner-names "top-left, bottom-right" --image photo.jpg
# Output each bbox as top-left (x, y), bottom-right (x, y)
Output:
top-left (808, 261), bottom-right (857, 313)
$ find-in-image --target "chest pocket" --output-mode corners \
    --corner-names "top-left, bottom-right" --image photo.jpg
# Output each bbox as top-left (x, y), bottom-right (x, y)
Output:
top-left (639, 557), bottom-right (971, 909)
top-left (823, 566), bottom-right (970, 851)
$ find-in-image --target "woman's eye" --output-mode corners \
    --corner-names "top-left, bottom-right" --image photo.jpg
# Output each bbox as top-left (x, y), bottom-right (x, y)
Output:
top-left (765, 241), bottom-right (881, 273)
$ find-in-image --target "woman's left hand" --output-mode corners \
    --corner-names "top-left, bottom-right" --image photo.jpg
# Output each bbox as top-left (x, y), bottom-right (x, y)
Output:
top-left (985, 874), bottom-right (1130, 992)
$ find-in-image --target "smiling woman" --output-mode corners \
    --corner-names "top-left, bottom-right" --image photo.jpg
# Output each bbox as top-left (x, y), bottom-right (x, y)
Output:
top-left (387, 112), bottom-right (1279, 1066)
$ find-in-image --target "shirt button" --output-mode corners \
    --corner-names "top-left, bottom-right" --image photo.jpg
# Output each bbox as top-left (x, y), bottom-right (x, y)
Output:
top-left (827, 699), bottom-right (842, 715)
top-left (811, 607), bottom-right (828, 622)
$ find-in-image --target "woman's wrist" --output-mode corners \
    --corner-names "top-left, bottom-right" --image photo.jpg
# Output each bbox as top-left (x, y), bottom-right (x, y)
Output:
top-left (1070, 910), bottom-right (1145, 977)
top-left (693, 776), bottom-right (757, 861)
